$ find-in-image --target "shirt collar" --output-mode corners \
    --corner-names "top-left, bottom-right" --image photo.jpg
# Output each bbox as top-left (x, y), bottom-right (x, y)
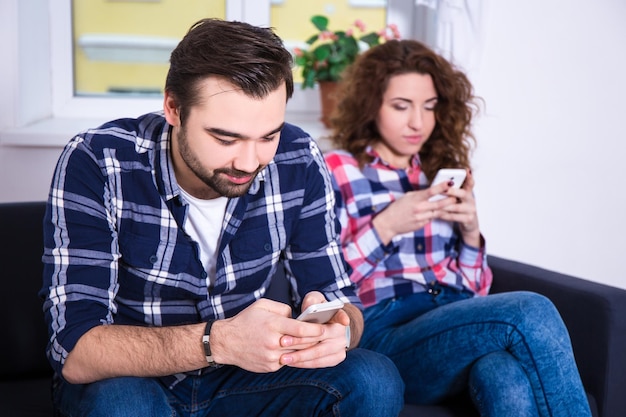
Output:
top-left (365, 145), bottom-right (421, 170)
top-left (158, 123), bottom-right (180, 202)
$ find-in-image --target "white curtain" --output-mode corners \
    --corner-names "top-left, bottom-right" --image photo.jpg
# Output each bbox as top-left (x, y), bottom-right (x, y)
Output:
top-left (388, 0), bottom-right (488, 74)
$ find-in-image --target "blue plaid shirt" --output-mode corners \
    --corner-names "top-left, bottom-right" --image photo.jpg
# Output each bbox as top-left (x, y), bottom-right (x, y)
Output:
top-left (41, 112), bottom-right (359, 386)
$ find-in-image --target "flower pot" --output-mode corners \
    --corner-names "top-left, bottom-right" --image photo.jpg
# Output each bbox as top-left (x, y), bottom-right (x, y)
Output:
top-left (318, 81), bottom-right (339, 128)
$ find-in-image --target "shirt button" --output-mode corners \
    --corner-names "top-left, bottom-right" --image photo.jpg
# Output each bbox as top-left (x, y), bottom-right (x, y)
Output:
top-left (149, 255), bottom-right (158, 264)
top-left (264, 243), bottom-right (272, 252)
top-left (427, 286), bottom-right (441, 296)
top-left (201, 271), bottom-right (208, 278)
top-left (416, 244), bottom-right (423, 252)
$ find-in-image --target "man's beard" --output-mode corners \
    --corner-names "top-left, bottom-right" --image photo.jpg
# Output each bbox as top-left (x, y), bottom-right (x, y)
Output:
top-left (177, 127), bottom-right (263, 198)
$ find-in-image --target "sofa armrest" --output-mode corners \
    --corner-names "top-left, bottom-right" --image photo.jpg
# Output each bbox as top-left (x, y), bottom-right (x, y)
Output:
top-left (488, 255), bottom-right (626, 417)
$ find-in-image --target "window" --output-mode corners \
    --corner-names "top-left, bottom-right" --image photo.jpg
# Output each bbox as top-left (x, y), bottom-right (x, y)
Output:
top-left (72, 0), bottom-right (226, 98)
top-left (1, 0), bottom-right (418, 145)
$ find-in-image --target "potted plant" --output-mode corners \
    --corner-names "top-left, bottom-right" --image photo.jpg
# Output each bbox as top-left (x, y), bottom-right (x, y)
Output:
top-left (294, 15), bottom-right (400, 127)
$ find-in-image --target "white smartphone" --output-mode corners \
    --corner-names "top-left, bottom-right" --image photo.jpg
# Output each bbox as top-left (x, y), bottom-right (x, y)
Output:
top-left (428, 168), bottom-right (467, 202)
top-left (296, 299), bottom-right (344, 323)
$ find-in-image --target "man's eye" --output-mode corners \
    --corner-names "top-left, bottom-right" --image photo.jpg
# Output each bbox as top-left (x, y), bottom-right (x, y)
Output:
top-left (217, 138), bottom-right (235, 146)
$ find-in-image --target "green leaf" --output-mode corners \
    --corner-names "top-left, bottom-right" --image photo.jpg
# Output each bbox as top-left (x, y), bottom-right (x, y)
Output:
top-left (303, 69), bottom-right (317, 89)
top-left (317, 66), bottom-right (331, 80)
top-left (327, 54), bottom-right (342, 64)
top-left (329, 64), bottom-right (346, 81)
top-left (338, 37), bottom-right (359, 57)
top-left (305, 34), bottom-right (319, 45)
top-left (295, 55), bottom-right (307, 66)
top-left (313, 45), bottom-right (331, 61)
top-left (359, 32), bottom-right (381, 47)
top-left (311, 15), bottom-right (329, 32)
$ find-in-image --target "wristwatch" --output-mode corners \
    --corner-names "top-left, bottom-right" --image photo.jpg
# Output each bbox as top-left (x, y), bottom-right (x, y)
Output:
top-left (202, 320), bottom-right (220, 367)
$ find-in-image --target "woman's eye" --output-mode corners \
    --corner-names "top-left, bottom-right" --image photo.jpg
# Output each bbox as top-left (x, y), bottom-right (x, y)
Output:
top-left (424, 100), bottom-right (438, 111)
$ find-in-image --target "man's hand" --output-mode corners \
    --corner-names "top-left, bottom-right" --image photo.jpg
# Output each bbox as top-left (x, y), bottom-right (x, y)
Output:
top-left (277, 292), bottom-right (361, 369)
top-left (213, 292), bottom-right (361, 371)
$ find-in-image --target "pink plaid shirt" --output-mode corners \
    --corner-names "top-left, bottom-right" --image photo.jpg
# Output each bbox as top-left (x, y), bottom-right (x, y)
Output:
top-left (325, 148), bottom-right (492, 308)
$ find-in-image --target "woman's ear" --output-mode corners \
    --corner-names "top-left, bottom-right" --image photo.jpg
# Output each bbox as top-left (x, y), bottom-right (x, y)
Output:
top-left (163, 91), bottom-right (181, 127)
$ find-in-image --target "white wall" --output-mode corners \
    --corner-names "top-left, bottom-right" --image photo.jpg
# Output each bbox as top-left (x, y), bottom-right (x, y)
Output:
top-left (470, 0), bottom-right (626, 290)
top-left (1, 0), bottom-right (625, 290)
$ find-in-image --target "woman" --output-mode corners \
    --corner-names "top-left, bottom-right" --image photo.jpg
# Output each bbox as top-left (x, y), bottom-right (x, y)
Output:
top-left (324, 39), bottom-right (591, 417)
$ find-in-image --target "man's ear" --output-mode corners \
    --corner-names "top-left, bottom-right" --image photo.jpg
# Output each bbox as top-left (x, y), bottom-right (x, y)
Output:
top-left (163, 91), bottom-right (181, 127)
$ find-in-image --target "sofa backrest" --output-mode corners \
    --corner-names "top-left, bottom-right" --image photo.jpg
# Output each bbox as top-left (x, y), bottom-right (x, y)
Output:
top-left (0, 201), bottom-right (52, 380)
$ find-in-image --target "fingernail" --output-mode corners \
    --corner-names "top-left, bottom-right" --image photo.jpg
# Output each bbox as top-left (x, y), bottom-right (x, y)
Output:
top-left (447, 180), bottom-right (454, 187)
top-left (281, 355), bottom-right (293, 364)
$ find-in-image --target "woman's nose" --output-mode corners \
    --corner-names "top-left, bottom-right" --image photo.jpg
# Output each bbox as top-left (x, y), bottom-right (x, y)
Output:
top-left (408, 109), bottom-right (423, 130)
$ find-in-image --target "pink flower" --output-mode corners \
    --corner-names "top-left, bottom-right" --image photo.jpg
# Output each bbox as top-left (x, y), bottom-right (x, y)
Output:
top-left (354, 19), bottom-right (367, 32)
top-left (346, 28), bottom-right (354, 37)
top-left (319, 31), bottom-right (338, 41)
top-left (293, 47), bottom-right (303, 57)
top-left (388, 24), bottom-right (401, 39)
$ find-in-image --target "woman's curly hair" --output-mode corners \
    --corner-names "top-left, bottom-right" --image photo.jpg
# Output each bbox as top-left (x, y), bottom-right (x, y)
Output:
top-left (329, 39), bottom-right (481, 181)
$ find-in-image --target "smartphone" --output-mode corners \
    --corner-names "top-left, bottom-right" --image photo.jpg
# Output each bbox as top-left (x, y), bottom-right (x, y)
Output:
top-left (296, 299), bottom-right (344, 323)
top-left (428, 168), bottom-right (467, 202)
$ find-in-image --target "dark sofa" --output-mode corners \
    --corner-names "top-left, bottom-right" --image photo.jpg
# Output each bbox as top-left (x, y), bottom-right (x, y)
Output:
top-left (2, 201), bottom-right (625, 417)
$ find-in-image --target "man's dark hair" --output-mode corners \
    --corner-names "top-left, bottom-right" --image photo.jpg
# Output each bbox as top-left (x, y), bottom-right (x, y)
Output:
top-left (165, 18), bottom-right (294, 123)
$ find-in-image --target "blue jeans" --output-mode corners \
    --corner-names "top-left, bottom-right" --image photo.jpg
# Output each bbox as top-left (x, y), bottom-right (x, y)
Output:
top-left (359, 287), bottom-right (592, 417)
top-left (53, 348), bottom-right (404, 417)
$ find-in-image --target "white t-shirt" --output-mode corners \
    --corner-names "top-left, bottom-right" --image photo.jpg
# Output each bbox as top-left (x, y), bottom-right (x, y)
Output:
top-left (179, 188), bottom-right (228, 285)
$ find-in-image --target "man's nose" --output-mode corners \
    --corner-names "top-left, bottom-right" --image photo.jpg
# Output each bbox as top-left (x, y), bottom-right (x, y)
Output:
top-left (233, 141), bottom-right (259, 173)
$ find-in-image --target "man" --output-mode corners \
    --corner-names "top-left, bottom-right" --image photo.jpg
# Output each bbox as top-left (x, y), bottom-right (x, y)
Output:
top-left (40, 18), bottom-right (404, 417)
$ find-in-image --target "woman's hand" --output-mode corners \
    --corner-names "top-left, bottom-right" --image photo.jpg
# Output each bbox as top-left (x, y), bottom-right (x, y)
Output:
top-left (372, 171), bottom-right (481, 247)
top-left (372, 180), bottom-right (453, 245)
top-left (437, 170), bottom-right (481, 247)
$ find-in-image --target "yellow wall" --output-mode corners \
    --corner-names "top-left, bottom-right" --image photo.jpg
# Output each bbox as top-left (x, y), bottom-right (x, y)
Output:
top-left (73, 0), bottom-right (225, 95)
